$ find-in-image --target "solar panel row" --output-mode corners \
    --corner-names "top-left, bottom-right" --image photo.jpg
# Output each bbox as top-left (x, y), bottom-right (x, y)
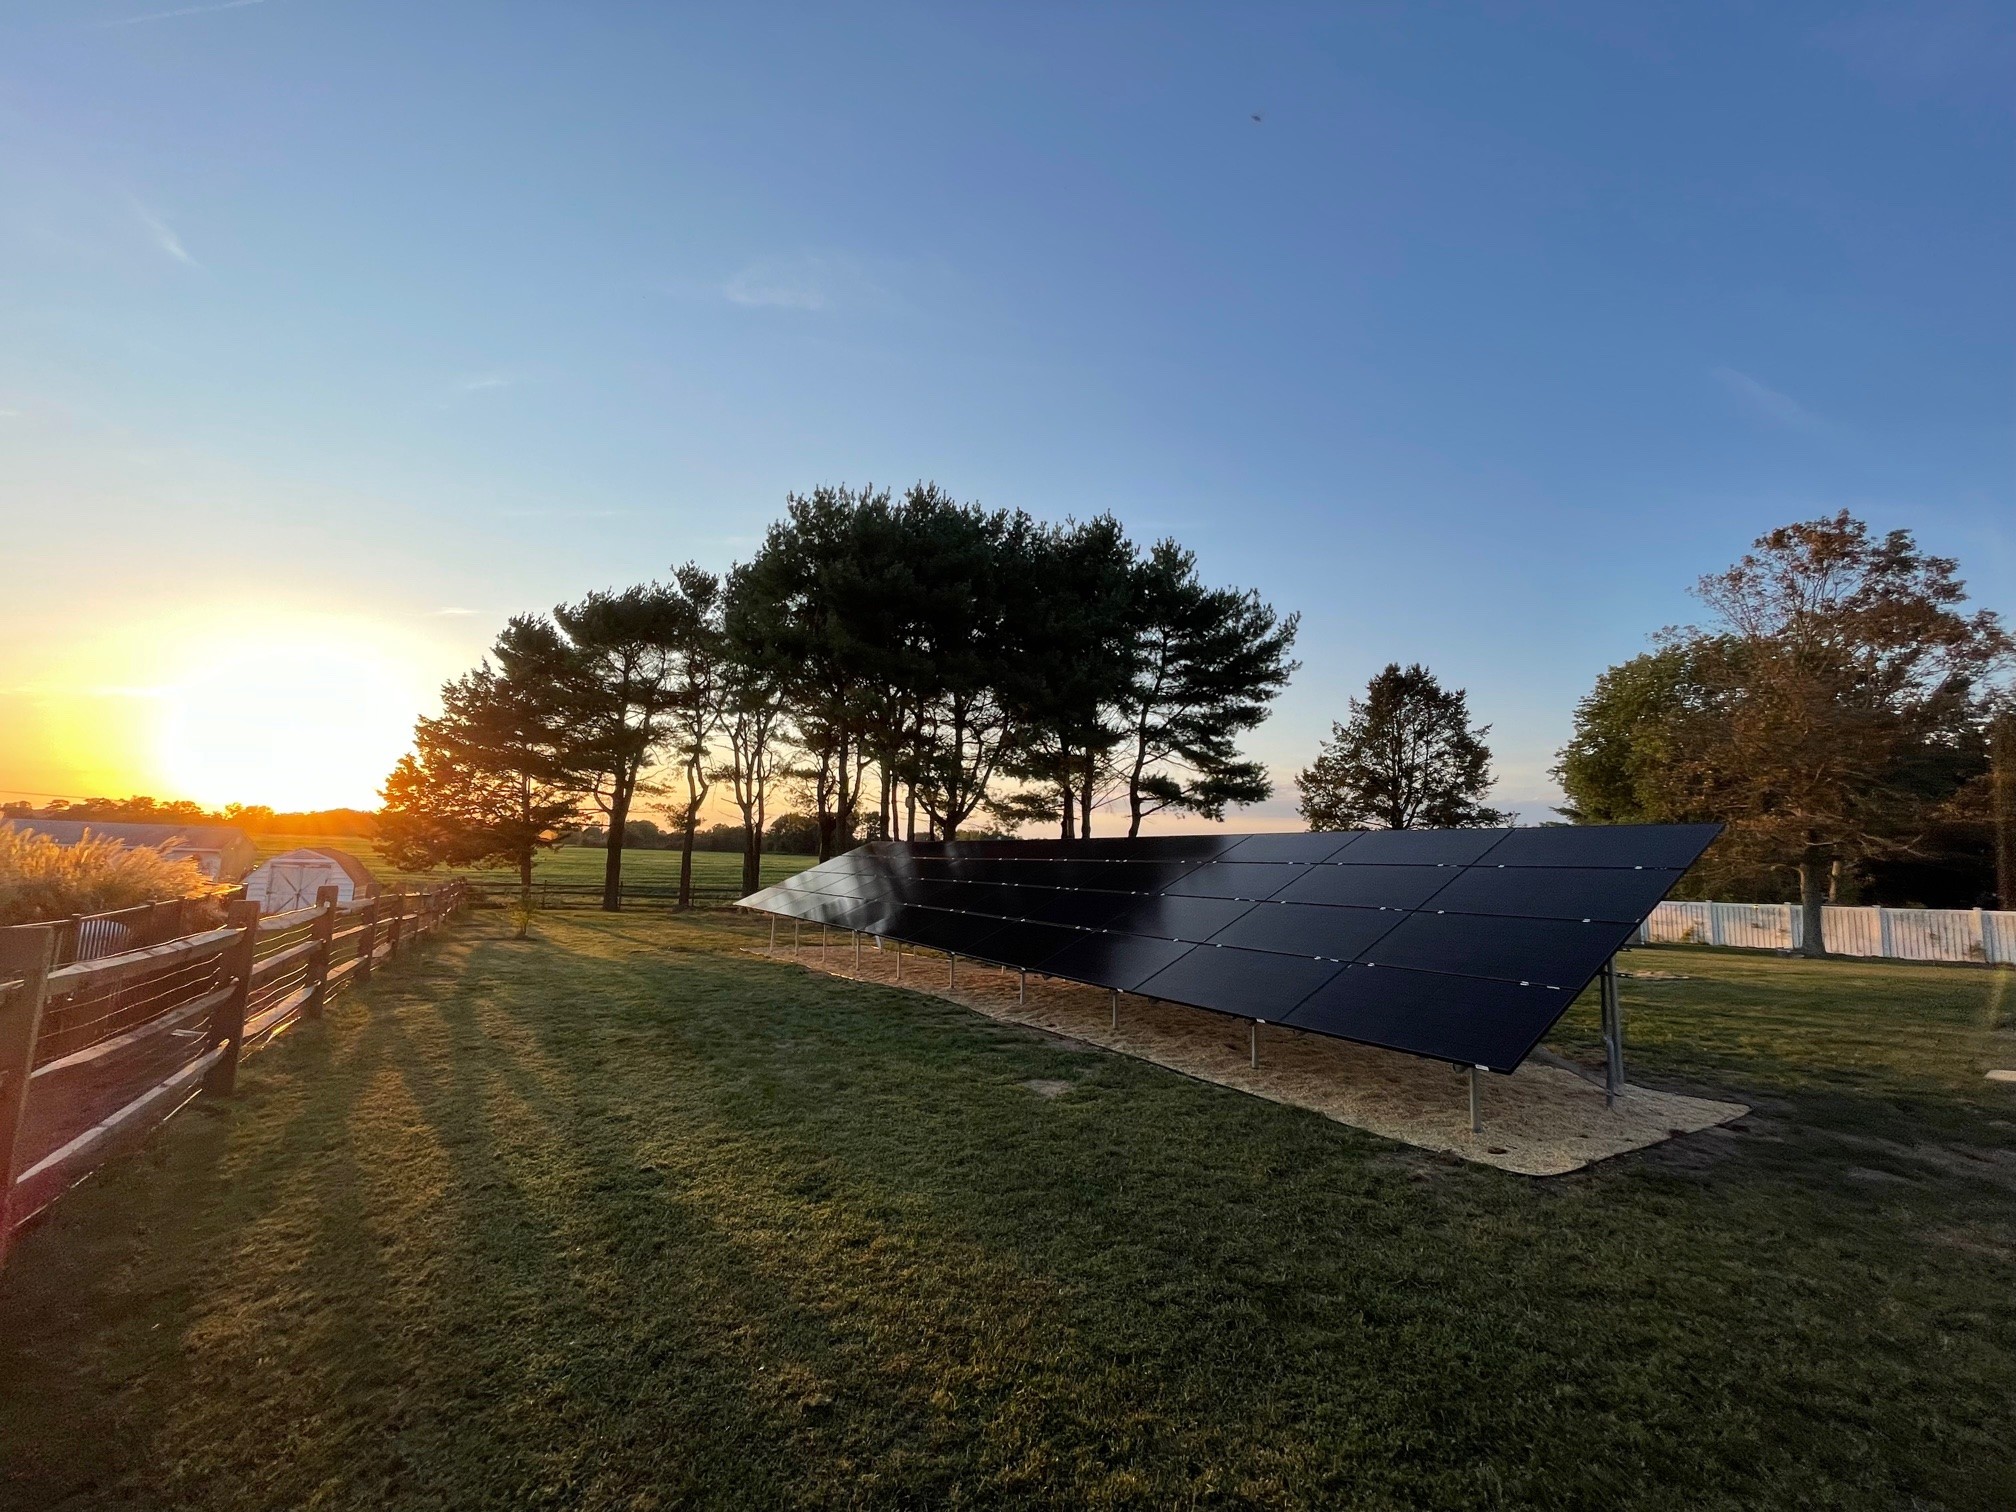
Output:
top-left (741, 824), bottom-right (1719, 1073)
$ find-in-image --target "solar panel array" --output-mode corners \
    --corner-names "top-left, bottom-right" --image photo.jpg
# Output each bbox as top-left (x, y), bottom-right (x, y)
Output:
top-left (741, 825), bottom-right (1720, 1073)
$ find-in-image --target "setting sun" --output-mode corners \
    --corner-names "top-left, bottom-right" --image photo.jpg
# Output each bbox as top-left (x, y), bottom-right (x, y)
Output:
top-left (0, 603), bottom-right (457, 813)
top-left (153, 628), bottom-right (439, 812)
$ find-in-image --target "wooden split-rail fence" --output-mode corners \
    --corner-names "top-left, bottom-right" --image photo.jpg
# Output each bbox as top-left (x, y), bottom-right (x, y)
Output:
top-left (0, 880), bottom-right (468, 1268)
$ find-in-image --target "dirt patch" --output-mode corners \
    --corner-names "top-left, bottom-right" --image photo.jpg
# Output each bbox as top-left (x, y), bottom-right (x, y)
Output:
top-left (759, 942), bottom-right (1748, 1178)
top-left (1019, 1079), bottom-right (1075, 1099)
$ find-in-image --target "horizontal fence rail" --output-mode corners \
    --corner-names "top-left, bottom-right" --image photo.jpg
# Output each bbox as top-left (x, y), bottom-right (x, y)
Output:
top-left (1639, 901), bottom-right (2016, 964)
top-left (0, 879), bottom-right (469, 1266)
top-left (47, 888), bottom-right (244, 968)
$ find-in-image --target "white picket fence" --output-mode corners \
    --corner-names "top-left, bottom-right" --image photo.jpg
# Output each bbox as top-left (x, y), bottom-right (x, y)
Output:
top-left (1639, 901), bottom-right (2016, 965)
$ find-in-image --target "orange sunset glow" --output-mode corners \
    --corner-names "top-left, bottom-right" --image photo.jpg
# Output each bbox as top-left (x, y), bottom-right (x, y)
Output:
top-left (0, 606), bottom-right (453, 812)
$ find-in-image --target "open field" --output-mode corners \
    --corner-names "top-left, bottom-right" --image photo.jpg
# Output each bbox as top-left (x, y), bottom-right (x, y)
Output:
top-left (247, 831), bottom-right (817, 891)
top-left (0, 917), bottom-right (2010, 1509)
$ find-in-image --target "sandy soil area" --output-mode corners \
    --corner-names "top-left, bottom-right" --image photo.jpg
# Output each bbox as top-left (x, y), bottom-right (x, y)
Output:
top-left (761, 933), bottom-right (1748, 1177)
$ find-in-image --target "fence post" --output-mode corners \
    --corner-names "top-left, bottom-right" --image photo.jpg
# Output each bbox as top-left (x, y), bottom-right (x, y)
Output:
top-left (0, 925), bottom-right (58, 1268)
top-left (203, 900), bottom-right (261, 1097)
top-left (355, 897), bottom-right (379, 985)
top-left (305, 885), bottom-right (340, 1019)
top-left (387, 890), bottom-right (406, 958)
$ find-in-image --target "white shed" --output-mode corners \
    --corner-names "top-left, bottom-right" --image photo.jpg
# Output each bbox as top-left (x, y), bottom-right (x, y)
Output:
top-left (243, 847), bottom-right (379, 912)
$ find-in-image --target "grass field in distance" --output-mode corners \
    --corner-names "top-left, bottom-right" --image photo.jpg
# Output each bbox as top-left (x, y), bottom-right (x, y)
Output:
top-left (249, 831), bottom-right (817, 891)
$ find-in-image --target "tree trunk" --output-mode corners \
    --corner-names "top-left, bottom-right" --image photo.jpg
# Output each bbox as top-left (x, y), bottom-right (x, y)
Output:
top-left (1797, 845), bottom-right (1828, 958)
top-left (517, 851), bottom-right (534, 940)
top-left (677, 818), bottom-right (697, 910)
top-left (740, 818), bottom-right (762, 896)
top-left (602, 787), bottom-right (631, 912)
top-left (1079, 753), bottom-right (1095, 839)
top-left (814, 747), bottom-right (837, 862)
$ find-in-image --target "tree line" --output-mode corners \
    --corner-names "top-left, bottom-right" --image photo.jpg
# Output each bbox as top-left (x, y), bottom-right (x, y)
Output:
top-left (379, 485), bottom-right (2012, 958)
top-left (379, 483), bottom-right (1299, 910)
top-left (0, 797), bottom-right (378, 838)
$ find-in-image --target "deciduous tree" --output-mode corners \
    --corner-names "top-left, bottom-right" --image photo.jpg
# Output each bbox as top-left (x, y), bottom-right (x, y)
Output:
top-left (1652, 514), bottom-right (2006, 953)
top-left (1297, 663), bottom-right (1504, 830)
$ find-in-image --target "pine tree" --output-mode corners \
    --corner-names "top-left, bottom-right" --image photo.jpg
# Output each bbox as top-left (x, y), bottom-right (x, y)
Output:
top-left (378, 665), bottom-right (583, 936)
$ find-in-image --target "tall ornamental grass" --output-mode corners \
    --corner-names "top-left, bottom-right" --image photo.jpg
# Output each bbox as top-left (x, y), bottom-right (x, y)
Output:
top-left (0, 828), bottom-right (214, 925)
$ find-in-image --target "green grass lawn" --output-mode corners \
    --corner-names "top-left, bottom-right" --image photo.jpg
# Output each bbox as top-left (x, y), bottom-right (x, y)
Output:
top-left (1, 918), bottom-right (2011, 1510)
top-left (248, 831), bottom-right (817, 892)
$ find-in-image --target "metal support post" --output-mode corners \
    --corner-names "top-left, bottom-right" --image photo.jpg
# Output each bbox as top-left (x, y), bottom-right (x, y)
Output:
top-left (853, 931), bottom-right (861, 971)
top-left (1110, 989), bottom-right (1118, 1029)
top-left (1250, 1021), bottom-right (1259, 1069)
top-left (821, 925), bottom-right (828, 963)
top-left (949, 953), bottom-right (958, 989)
top-left (896, 941), bottom-right (904, 982)
top-left (1017, 970), bottom-right (1026, 1004)
top-left (794, 920), bottom-right (801, 956)
top-left (768, 917), bottom-right (776, 955)
top-left (1600, 957), bottom-right (1625, 1109)
top-left (1469, 1065), bottom-right (1483, 1136)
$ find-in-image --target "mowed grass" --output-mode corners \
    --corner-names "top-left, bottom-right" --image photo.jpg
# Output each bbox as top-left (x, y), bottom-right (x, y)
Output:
top-left (1, 917), bottom-right (2012, 1510)
top-left (248, 831), bottom-right (816, 891)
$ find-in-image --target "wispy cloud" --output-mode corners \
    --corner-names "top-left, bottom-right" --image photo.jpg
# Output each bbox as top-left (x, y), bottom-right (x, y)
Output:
top-left (98, 0), bottom-right (271, 29)
top-left (429, 607), bottom-right (479, 617)
top-left (130, 201), bottom-right (195, 266)
top-left (722, 255), bottom-right (834, 311)
top-left (1711, 366), bottom-right (1826, 433)
top-left (498, 508), bottom-right (630, 521)
top-left (456, 371), bottom-right (523, 393)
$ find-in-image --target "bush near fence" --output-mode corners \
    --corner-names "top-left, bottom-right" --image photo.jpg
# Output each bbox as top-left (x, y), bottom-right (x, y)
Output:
top-left (1639, 901), bottom-right (2016, 964)
top-left (0, 880), bottom-right (469, 1267)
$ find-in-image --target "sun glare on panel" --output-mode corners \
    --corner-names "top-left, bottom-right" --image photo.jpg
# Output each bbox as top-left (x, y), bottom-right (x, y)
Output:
top-left (157, 633), bottom-right (430, 812)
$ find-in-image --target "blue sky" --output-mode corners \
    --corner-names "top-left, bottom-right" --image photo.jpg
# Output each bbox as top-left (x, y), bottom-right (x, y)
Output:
top-left (1, 2), bottom-right (2010, 818)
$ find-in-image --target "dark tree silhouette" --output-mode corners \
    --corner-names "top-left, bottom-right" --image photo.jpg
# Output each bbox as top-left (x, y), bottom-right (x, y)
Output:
top-left (1297, 663), bottom-right (1504, 830)
top-left (378, 664), bottom-right (583, 935)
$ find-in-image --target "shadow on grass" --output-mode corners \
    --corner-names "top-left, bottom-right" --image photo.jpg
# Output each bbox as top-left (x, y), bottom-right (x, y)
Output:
top-left (0, 914), bottom-right (2010, 1511)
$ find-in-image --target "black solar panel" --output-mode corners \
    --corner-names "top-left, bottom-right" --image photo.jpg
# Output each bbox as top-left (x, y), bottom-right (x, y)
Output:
top-left (1163, 862), bottom-right (1300, 901)
top-left (1276, 864), bottom-right (1456, 911)
top-left (744, 824), bottom-right (1719, 1072)
top-left (1101, 894), bottom-right (1256, 942)
top-left (1206, 900), bottom-right (1400, 960)
top-left (1038, 931), bottom-right (1194, 992)
top-left (1134, 945), bottom-right (1344, 1020)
